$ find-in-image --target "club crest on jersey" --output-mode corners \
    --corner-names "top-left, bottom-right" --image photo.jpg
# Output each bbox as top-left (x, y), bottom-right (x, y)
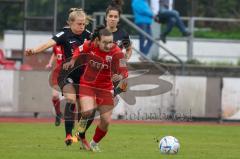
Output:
top-left (116, 40), bottom-right (121, 46)
top-left (106, 55), bottom-right (112, 62)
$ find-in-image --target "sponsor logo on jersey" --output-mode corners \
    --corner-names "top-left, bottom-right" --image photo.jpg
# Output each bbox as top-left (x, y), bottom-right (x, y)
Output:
top-left (69, 40), bottom-right (76, 44)
top-left (106, 55), bottom-right (112, 62)
top-left (89, 60), bottom-right (108, 70)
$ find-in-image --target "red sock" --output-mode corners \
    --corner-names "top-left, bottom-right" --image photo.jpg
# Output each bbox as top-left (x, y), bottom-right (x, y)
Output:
top-left (93, 126), bottom-right (107, 143)
top-left (52, 98), bottom-right (61, 115)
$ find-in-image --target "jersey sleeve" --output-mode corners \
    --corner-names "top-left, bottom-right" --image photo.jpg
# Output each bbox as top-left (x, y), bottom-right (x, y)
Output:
top-left (53, 45), bottom-right (62, 55)
top-left (52, 31), bottom-right (66, 45)
top-left (111, 47), bottom-right (128, 78)
top-left (85, 29), bottom-right (92, 40)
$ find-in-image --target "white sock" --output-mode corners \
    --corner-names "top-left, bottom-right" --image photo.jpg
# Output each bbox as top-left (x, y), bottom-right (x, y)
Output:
top-left (90, 139), bottom-right (97, 145)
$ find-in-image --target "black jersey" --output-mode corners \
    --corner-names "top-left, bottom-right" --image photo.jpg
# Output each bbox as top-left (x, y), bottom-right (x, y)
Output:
top-left (53, 28), bottom-right (91, 86)
top-left (52, 28), bottom-right (91, 61)
top-left (112, 27), bottom-right (131, 49)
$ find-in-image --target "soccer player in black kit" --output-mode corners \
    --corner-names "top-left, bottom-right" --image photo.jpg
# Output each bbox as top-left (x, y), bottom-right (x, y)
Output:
top-left (25, 8), bottom-right (92, 146)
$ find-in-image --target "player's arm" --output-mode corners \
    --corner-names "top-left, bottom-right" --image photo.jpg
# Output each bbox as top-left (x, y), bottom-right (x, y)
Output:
top-left (45, 53), bottom-right (57, 69)
top-left (121, 32), bottom-right (132, 61)
top-left (111, 51), bottom-right (128, 82)
top-left (25, 39), bottom-right (56, 56)
top-left (62, 48), bottom-right (79, 70)
top-left (63, 42), bottom-right (90, 70)
top-left (125, 43), bottom-right (132, 61)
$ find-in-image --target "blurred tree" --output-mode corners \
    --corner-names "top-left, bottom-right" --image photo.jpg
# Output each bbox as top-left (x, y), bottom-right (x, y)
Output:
top-left (0, 3), bottom-right (23, 37)
top-left (0, 0), bottom-right (240, 37)
top-left (196, 0), bottom-right (240, 18)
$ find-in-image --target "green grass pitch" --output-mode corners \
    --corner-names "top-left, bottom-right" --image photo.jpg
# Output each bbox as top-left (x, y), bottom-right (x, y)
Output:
top-left (0, 122), bottom-right (240, 159)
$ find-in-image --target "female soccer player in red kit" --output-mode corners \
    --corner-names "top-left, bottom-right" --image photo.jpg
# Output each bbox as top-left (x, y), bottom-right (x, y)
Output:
top-left (64, 26), bottom-right (128, 152)
top-left (46, 45), bottom-right (64, 126)
top-left (74, 0), bottom-right (131, 147)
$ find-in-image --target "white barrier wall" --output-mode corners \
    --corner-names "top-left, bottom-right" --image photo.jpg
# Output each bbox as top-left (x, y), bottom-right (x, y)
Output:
top-left (158, 39), bottom-right (240, 63)
top-left (3, 31), bottom-right (240, 63)
top-left (113, 76), bottom-right (206, 120)
top-left (0, 70), bottom-right (239, 120)
top-left (3, 30), bottom-right (52, 57)
top-left (0, 70), bottom-right (18, 112)
top-left (222, 78), bottom-right (240, 120)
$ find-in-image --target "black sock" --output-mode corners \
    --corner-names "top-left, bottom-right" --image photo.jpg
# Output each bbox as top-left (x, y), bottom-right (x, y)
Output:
top-left (78, 109), bottom-right (96, 139)
top-left (64, 103), bottom-right (75, 136)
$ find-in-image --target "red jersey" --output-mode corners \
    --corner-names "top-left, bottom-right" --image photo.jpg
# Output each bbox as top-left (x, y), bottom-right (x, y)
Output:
top-left (53, 45), bottom-right (64, 66)
top-left (73, 41), bottom-right (128, 90)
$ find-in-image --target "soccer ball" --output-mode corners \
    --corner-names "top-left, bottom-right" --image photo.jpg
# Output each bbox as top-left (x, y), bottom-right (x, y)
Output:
top-left (159, 136), bottom-right (180, 154)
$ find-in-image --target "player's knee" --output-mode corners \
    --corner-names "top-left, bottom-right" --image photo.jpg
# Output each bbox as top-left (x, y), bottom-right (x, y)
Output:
top-left (52, 95), bottom-right (59, 100)
top-left (65, 95), bottom-right (76, 104)
top-left (99, 122), bottom-right (109, 131)
top-left (64, 103), bottom-right (75, 120)
top-left (81, 110), bottom-right (94, 119)
top-left (100, 117), bottom-right (111, 129)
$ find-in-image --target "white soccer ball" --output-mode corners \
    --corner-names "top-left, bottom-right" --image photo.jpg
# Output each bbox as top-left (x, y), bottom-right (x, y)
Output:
top-left (159, 136), bottom-right (180, 154)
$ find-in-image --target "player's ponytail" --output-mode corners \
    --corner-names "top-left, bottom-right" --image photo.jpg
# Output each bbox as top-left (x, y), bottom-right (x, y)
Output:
top-left (110, 0), bottom-right (124, 7)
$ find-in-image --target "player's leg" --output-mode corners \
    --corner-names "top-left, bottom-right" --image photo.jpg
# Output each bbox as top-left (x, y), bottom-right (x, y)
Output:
top-left (78, 94), bottom-right (96, 150)
top-left (52, 85), bottom-right (62, 126)
top-left (78, 86), bottom-right (96, 130)
top-left (62, 83), bottom-right (77, 146)
top-left (77, 109), bottom-right (96, 137)
top-left (78, 95), bottom-right (95, 132)
top-left (90, 105), bottom-right (113, 152)
top-left (75, 108), bottom-right (96, 150)
top-left (50, 68), bottom-right (62, 126)
top-left (75, 87), bottom-right (96, 138)
top-left (73, 92), bottom-right (93, 149)
top-left (89, 89), bottom-right (114, 152)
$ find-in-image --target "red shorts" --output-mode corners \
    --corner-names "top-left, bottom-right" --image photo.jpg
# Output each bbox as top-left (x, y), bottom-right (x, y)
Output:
top-left (79, 85), bottom-right (114, 105)
top-left (51, 67), bottom-right (61, 86)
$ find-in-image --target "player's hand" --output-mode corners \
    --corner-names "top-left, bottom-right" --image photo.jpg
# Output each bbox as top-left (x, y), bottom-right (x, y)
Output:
top-left (63, 61), bottom-right (74, 70)
top-left (125, 48), bottom-right (132, 61)
top-left (45, 63), bottom-right (52, 69)
top-left (112, 74), bottom-right (123, 82)
top-left (24, 49), bottom-right (35, 56)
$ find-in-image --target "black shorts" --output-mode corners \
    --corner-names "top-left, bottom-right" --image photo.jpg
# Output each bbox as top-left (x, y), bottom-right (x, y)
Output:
top-left (57, 65), bottom-right (84, 95)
